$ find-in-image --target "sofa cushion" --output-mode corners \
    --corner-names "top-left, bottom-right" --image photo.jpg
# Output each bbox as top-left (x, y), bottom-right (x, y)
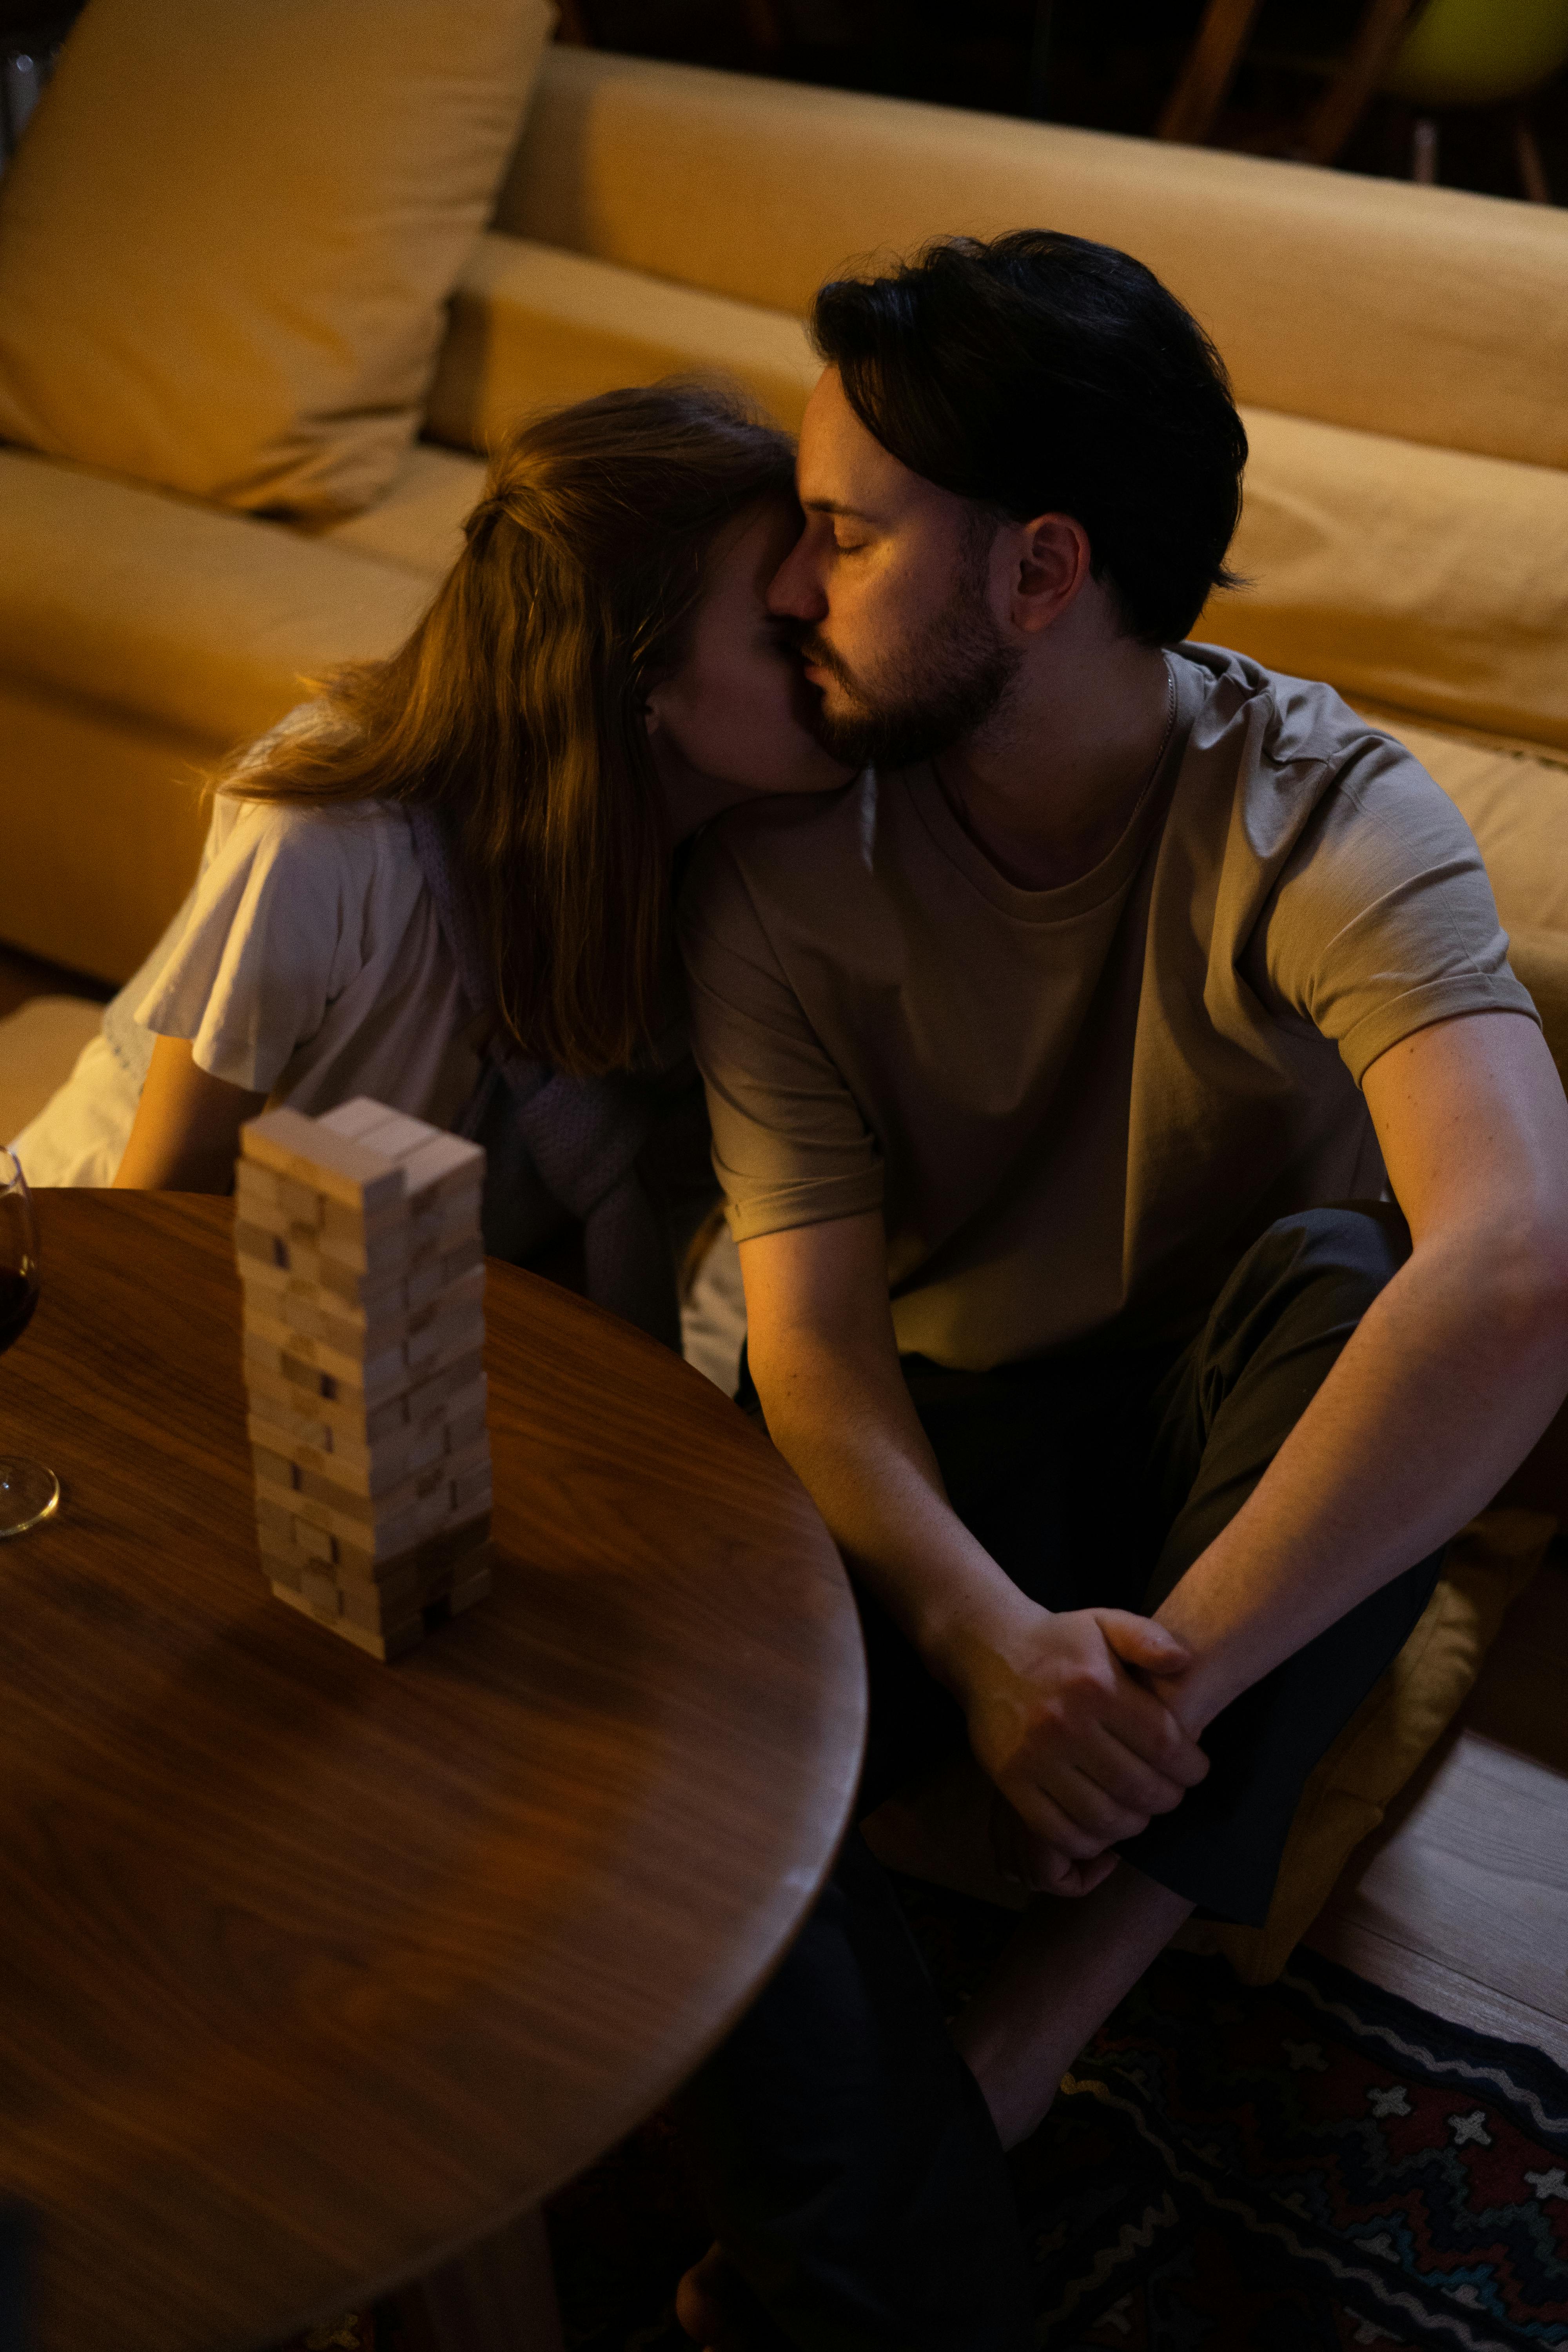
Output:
top-left (318, 443), bottom-right (488, 580)
top-left (0, 682), bottom-right (223, 981)
top-left (1205, 410), bottom-right (1568, 753)
top-left (425, 232), bottom-right (821, 453)
top-left (0, 0), bottom-right (553, 518)
top-left (0, 449), bottom-right (428, 748)
top-left (499, 47), bottom-right (1568, 474)
top-left (1352, 706), bottom-right (1568, 936)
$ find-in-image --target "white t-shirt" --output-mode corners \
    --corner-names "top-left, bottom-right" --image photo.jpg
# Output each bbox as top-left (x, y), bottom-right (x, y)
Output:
top-left (12, 791), bottom-right (478, 1185)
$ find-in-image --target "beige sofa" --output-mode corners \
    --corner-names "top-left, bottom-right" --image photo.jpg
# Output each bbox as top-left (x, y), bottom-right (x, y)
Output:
top-left (4, 44), bottom-right (1567, 1060)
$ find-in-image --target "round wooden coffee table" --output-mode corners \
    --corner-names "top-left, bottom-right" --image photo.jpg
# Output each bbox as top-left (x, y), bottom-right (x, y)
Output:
top-left (0, 1192), bottom-right (865, 2352)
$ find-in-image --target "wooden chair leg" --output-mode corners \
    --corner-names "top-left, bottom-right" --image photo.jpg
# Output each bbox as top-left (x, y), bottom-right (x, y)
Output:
top-left (1514, 106), bottom-right (1552, 203)
top-left (1156, 0), bottom-right (1265, 145)
top-left (398, 2208), bottom-right (565, 2352)
top-left (1297, 0), bottom-right (1420, 165)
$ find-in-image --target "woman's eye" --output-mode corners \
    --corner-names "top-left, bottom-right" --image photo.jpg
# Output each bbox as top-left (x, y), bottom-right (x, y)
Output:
top-left (833, 536), bottom-right (866, 555)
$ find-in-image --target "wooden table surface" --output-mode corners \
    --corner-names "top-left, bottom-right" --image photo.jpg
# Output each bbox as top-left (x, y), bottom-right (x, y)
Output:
top-left (0, 1193), bottom-right (866, 2352)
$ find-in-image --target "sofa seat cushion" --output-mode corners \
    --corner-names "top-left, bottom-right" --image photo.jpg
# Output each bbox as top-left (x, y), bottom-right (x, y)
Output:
top-left (317, 443), bottom-right (488, 580)
top-left (0, 0), bottom-right (553, 517)
top-left (1379, 713), bottom-right (1568, 935)
top-left (0, 448), bottom-right (428, 750)
top-left (1205, 410), bottom-right (1568, 754)
top-left (500, 47), bottom-right (1568, 473)
top-left (425, 232), bottom-right (821, 452)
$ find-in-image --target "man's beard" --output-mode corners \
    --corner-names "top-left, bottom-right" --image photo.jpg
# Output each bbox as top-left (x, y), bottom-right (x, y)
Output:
top-left (796, 527), bottom-right (1022, 772)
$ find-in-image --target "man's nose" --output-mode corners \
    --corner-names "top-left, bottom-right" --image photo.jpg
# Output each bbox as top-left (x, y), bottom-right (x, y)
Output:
top-left (767, 531), bottom-right (827, 621)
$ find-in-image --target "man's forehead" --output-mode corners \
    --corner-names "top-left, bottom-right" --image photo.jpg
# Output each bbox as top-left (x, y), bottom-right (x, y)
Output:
top-left (797, 368), bottom-right (949, 525)
top-left (799, 370), bottom-right (906, 513)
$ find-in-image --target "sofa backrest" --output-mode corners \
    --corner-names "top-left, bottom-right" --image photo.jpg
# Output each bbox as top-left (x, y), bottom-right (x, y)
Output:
top-left (495, 47), bottom-right (1568, 475)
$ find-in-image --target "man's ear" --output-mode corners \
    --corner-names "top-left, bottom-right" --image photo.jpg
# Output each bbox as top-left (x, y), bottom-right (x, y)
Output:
top-left (1009, 512), bottom-right (1093, 636)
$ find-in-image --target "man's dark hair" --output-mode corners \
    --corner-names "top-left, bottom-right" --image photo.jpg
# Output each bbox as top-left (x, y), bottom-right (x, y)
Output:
top-left (810, 230), bottom-right (1248, 647)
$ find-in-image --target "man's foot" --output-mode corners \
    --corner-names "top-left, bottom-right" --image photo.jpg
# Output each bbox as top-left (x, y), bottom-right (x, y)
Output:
top-left (675, 2244), bottom-right (763, 2351)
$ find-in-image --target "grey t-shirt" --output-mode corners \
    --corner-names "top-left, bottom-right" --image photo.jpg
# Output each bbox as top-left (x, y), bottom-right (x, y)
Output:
top-left (678, 645), bottom-right (1537, 1371)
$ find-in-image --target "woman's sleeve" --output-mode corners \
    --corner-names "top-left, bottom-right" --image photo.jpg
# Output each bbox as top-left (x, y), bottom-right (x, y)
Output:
top-left (134, 801), bottom-right (371, 1095)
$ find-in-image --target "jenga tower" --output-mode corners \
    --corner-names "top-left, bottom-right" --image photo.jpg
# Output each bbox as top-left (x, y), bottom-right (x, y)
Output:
top-left (234, 1098), bottom-right (492, 1660)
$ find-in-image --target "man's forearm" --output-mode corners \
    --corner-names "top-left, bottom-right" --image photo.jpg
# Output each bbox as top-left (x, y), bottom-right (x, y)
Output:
top-left (755, 1327), bottom-right (1031, 1687)
top-left (1152, 1216), bottom-right (1568, 1730)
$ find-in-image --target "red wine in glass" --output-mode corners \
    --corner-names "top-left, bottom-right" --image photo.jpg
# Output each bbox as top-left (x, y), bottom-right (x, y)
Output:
top-left (0, 1265), bottom-right (38, 1352)
top-left (0, 1148), bottom-right (60, 1538)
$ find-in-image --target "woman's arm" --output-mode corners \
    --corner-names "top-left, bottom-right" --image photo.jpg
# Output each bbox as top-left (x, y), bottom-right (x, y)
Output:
top-left (112, 1036), bottom-right (267, 1191)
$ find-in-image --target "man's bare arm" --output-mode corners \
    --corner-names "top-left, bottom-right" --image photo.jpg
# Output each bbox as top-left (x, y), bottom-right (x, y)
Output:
top-left (740, 1213), bottom-right (1209, 1891)
top-left (1149, 1009), bottom-right (1568, 1731)
top-left (113, 1036), bottom-right (266, 1191)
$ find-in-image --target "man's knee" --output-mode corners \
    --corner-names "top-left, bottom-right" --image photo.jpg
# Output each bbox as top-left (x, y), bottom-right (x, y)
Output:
top-left (1207, 1201), bottom-right (1410, 1372)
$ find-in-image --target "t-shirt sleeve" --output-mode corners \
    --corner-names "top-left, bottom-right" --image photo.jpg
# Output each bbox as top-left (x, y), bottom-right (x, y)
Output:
top-left (1254, 734), bottom-right (1541, 1085)
top-left (134, 799), bottom-right (376, 1094)
top-left (677, 828), bottom-right (884, 1242)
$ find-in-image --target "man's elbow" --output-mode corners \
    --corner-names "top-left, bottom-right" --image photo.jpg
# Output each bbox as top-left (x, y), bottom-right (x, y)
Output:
top-left (1472, 1199), bottom-right (1568, 1363)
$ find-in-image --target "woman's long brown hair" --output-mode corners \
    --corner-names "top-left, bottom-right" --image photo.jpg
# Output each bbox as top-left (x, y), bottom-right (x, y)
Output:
top-left (221, 382), bottom-right (796, 1075)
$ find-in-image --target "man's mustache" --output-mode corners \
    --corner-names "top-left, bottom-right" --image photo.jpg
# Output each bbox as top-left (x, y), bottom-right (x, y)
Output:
top-left (786, 625), bottom-right (858, 693)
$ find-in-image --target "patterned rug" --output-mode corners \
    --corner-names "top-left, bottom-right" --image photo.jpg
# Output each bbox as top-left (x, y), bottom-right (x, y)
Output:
top-left (287, 1878), bottom-right (1568, 2352)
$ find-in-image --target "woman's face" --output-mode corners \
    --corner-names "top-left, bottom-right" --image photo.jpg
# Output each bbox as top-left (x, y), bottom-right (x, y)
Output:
top-left (644, 497), bottom-right (856, 836)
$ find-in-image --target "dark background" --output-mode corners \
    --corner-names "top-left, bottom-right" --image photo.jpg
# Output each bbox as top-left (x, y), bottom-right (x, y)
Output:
top-left (3, 1), bottom-right (1565, 201)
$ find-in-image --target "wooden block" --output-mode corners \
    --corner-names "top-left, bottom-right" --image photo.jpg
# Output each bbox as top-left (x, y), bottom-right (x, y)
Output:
top-left (292, 1514), bottom-right (336, 1563)
top-left (242, 1304), bottom-right (411, 1405)
top-left (446, 1390), bottom-right (488, 1453)
top-left (316, 1097), bottom-right (410, 1145)
top-left (300, 1563), bottom-right (340, 1617)
top-left (452, 1460), bottom-right (494, 1517)
top-left (235, 1217), bottom-right (286, 1269)
top-left (311, 1258), bottom-right (409, 1319)
top-left (245, 1357), bottom-right (376, 1440)
top-left (247, 1410), bottom-right (449, 1497)
top-left (330, 1105), bottom-right (441, 1163)
top-left (254, 1472), bottom-right (420, 1563)
top-left (238, 1260), bottom-right (290, 1315)
top-left (234, 1158), bottom-right (280, 1209)
top-left (250, 1440), bottom-right (299, 1492)
top-left (276, 1176), bottom-right (325, 1228)
top-left (406, 1300), bottom-right (485, 1377)
top-left (400, 1130), bottom-right (485, 1208)
top-left (405, 1348), bottom-right (485, 1425)
top-left (403, 1254), bottom-right (447, 1314)
top-left (269, 1579), bottom-right (423, 1662)
top-left (272, 1290), bottom-right (331, 1342)
top-left (246, 1398), bottom-right (332, 1452)
top-left (241, 1105), bottom-right (407, 1216)
top-left (337, 1579), bottom-right (423, 1639)
top-left (441, 1236), bottom-right (485, 1284)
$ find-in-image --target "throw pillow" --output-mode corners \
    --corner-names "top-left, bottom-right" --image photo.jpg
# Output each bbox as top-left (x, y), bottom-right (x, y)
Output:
top-left (0, 0), bottom-right (554, 518)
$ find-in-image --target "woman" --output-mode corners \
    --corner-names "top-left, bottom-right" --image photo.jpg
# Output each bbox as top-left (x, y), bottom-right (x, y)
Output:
top-left (12, 382), bottom-right (848, 1342)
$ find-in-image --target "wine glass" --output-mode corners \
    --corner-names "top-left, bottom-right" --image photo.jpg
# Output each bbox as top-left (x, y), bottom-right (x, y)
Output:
top-left (0, 1148), bottom-right (60, 1538)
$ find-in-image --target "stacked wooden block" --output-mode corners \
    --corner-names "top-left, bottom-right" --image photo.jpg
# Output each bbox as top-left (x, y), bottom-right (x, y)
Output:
top-left (234, 1098), bottom-right (492, 1660)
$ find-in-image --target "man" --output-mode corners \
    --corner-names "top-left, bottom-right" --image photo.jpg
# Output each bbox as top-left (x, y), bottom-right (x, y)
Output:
top-left (673, 230), bottom-right (1568, 2352)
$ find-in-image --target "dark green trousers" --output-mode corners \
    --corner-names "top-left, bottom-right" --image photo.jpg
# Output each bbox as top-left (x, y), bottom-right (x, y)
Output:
top-left (682, 1206), bottom-right (1445, 2351)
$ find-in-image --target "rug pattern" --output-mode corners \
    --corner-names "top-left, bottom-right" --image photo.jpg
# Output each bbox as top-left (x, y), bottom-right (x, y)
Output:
top-left (284, 1880), bottom-right (1568, 2352)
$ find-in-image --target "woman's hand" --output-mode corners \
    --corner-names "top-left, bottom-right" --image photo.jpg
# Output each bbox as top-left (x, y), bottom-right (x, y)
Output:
top-left (949, 1596), bottom-right (1209, 1895)
top-left (113, 1036), bottom-right (266, 1190)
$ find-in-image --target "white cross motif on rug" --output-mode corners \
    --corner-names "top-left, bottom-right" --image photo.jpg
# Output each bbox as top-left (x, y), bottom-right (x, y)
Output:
top-left (1366, 2084), bottom-right (1412, 2118)
top-left (1446, 2109), bottom-right (1493, 2146)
